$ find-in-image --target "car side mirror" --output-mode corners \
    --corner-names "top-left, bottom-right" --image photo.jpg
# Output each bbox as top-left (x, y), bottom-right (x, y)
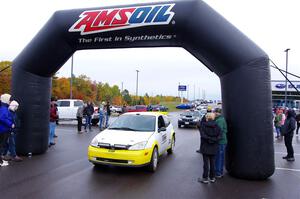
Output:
top-left (158, 127), bottom-right (166, 132)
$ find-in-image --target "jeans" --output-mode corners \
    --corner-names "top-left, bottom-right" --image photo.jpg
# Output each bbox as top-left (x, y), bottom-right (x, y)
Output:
top-left (202, 154), bottom-right (215, 179)
top-left (99, 114), bottom-right (104, 130)
top-left (85, 115), bottom-right (92, 130)
top-left (215, 144), bottom-right (226, 176)
top-left (3, 133), bottom-right (17, 157)
top-left (0, 132), bottom-right (10, 163)
top-left (105, 114), bottom-right (110, 128)
top-left (284, 134), bottom-right (294, 158)
top-left (275, 127), bottom-right (281, 137)
top-left (49, 122), bottom-right (56, 144)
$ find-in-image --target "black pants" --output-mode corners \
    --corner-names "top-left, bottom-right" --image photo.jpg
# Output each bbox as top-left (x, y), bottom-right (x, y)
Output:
top-left (77, 117), bottom-right (82, 132)
top-left (202, 154), bottom-right (215, 179)
top-left (296, 122), bottom-right (299, 135)
top-left (0, 132), bottom-right (10, 163)
top-left (284, 134), bottom-right (294, 158)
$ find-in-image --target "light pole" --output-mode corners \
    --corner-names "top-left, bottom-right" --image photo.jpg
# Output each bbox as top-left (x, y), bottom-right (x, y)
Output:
top-left (136, 70), bottom-right (140, 103)
top-left (284, 48), bottom-right (290, 109)
top-left (70, 55), bottom-right (74, 99)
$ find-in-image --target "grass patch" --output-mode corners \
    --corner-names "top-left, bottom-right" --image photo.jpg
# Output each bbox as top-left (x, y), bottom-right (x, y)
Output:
top-left (160, 101), bottom-right (182, 112)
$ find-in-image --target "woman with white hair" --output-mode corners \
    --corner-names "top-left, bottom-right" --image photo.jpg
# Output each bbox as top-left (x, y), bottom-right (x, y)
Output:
top-left (3, 100), bottom-right (22, 162)
top-left (0, 93), bottom-right (14, 167)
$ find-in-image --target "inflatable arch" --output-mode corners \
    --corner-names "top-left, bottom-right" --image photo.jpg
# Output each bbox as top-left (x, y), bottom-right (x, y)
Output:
top-left (12, 0), bottom-right (274, 180)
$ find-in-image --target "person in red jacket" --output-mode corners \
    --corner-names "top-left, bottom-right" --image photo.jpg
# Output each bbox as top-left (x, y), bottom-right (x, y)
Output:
top-left (49, 102), bottom-right (58, 147)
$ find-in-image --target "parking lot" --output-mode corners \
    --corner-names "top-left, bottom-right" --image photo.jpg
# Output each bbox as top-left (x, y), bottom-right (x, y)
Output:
top-left (1, 112), bottom-right (300, 199)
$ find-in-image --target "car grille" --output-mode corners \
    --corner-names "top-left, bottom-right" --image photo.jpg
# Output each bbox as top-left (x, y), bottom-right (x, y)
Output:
top-left (182, 118), bottom-right (193, 122)
top-left (96, 157), bottom-right (129, 164)
top-left (98, 143), bottom-right (130, 150)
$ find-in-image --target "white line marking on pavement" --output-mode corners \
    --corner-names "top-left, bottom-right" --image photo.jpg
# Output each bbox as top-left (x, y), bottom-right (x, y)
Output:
top-left (275, 152), bottom-right (300, 156)
top-left (276, 167), bottom-right (300, 172)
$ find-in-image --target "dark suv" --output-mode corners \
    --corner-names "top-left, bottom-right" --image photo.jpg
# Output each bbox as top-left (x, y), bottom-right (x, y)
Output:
top-left (178, 111), bottom-right (201, 128)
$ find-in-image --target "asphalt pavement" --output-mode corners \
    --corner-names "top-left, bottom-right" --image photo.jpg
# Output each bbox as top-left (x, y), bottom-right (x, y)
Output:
top-left (1, 112), bottom-right (300, 199)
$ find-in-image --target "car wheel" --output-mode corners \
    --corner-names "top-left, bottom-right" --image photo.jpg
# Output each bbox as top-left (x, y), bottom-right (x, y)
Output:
top-left (167, 135), bottom-right (175, 155)
top-left (147, 147), bottom-right (158, 172)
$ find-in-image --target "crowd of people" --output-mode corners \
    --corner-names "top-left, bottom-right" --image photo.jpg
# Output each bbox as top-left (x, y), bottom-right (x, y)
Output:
top-left (0, 93), bottom-right (22, 167)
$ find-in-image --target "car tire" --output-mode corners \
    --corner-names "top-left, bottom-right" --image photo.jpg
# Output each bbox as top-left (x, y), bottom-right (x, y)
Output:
top-left (147, 147), bottom-right (158, 172)
top-left (167, 135), bottom-right (175, 155)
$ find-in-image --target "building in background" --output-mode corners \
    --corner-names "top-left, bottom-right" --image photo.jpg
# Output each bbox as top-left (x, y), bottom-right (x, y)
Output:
top-left (271, 80), bottom-right (300, 109)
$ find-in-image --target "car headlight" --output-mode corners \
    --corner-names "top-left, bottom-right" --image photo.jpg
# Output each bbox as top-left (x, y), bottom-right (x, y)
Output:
top-left (128, 141), bottom-right (147, 150)
top-left (193, 119), bottom-right (198, 122)
top-left (90, 137), bottom-right (99, 147)
top-left (178, 118), bottom-right (183, 121)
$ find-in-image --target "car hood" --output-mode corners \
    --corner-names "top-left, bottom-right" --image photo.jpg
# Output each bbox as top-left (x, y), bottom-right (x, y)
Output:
top-left (94, 129), bottom-right (154, 145)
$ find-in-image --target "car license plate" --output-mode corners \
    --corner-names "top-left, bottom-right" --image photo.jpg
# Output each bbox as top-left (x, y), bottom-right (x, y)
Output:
top-left (185, 122), bottom-right (189, 124)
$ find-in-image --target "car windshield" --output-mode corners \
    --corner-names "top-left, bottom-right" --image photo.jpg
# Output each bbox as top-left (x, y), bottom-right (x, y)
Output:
top-left (109, 114), bottom-right (156, 132)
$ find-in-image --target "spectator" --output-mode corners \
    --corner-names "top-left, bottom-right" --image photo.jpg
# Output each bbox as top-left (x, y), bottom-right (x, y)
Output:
top-left (0, 93), bottom-right (14, 167)
top-left (281, 109), bottom-right (296, 161)
top-left (198, 113), bottom-right (221, 184)
top-left (296, 112), bottom-right (300, 136)
top-left (105, 101), bottom-right (111, 128)
top-left (49, 101), bottom-right (58, 147)
top-left (99, 102), bottom-right (105, 130)
top-left (214, 108), bottom-right (227, 178)
top-left (3, 100), bottom-right (22, 162)
top-left (196, 106), bottom-right (212, 153)
top-left (76, 105), bottom-right (84, 133)
top-left (274, 109), bottom-right (283, 138)
top-left (84, 101), bottom-right (94, 132)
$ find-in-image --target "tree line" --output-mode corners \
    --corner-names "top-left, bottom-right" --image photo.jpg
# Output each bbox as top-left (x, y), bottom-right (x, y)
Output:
top-left (0, 61), bottom-right (180, 105)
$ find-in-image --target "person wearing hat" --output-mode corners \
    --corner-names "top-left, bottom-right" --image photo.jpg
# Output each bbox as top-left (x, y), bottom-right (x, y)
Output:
top-left (3, 100), bottom-right (22, 162)
top-left (0, 93), bottom-right (14, 166)
top-left (214, 108), bottom-right (228, 178)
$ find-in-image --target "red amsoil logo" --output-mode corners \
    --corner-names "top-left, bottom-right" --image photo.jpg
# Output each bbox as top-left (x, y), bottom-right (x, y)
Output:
top-left (69, 4), bottom-right (175, 35)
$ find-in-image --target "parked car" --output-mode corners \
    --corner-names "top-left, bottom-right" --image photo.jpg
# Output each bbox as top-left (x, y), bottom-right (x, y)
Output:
top-left (126, 105), bottom-right (147, 112)
top-left (56, 99), bottom-right (83, 120)
top-left (110, 106), bottom-right (123, 113)
top-left (147, 105), bottom-right (169, 112)
top-left (176, 104), bottom-right (192, 109)
top-left (88, 112), bottom-right (175, 172)
top-left (178, 110), bottom-right (201, 128)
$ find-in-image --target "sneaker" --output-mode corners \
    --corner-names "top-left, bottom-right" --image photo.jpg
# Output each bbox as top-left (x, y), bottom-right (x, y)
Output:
top-left (210, 178), bottom-right (216, 183)
top-left (287, 157), bottom-right (295, 162)
top-left (198, 178), bottom-right (209, 184)
top-left (12, 156), bottom-right (23, 162)
top-left (216, 175), bottom-right (223, 179)
top-left (282, 156), bottom-right (288, 159)
top-left (0, 160), bottom-right (9, 167)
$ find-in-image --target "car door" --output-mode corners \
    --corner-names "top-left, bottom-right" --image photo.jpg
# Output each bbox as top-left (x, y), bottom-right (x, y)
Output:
top-left (57, 100), bottom-right (71, 120)
top-left (157, 115), bottom-right (168, 154)
top-left (163, 115), bottom-right (172, 147)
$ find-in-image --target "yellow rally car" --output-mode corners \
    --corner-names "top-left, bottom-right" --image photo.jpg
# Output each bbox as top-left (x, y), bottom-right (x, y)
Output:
top-left (88, 112), bottom-right (175, 172)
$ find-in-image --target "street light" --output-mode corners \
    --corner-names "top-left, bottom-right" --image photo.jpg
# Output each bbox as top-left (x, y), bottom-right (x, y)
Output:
top-left (70, 55), bottom-right (74, 99)
top-left (284, 48), bottom-right (290, 109)
top-left (136, 69), bottom-right (140, 98)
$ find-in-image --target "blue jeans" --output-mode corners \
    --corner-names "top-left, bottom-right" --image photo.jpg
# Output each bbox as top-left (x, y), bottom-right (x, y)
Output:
top-left (85, 115), bottom-right (92, 130)
top-left (99, 114), bottom-right (104, 130)
top-left (49, 122), bottom-right (56, 144)
top-left (215, 144), bottom-right (226, 176)
top-left (3, 133), bottom-right (17, 157)
top-left (275, 127), bottom-right (281, 137)
top-left (105, 114), bottom-right (110, 128)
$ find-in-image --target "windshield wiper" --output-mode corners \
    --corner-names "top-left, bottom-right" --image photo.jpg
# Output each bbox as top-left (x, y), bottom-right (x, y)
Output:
top-left (109, 127), bottom-right (137, 131)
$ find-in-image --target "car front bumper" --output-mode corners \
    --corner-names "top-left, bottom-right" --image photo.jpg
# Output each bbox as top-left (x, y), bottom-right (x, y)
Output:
top-left (88, 146), bottom-right (153, 167)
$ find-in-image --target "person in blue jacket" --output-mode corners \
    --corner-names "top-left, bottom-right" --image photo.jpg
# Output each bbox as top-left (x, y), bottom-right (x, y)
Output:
top-left (0, 93), bottom-right (14, 167)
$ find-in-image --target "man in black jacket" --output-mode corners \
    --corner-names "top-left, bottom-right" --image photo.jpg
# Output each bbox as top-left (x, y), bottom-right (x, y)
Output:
top-left (84, 101), bottom-right (94, 132)
top-left (281, 109), bottom-right (296, 161)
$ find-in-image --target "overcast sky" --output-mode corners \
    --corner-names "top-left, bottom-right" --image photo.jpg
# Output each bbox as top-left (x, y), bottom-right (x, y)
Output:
top-left (1, 0), bottom-right (299, 100)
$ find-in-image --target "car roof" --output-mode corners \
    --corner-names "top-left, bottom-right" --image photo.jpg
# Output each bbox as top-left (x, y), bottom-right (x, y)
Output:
top-left (123, 112), bottom-right (162, 117)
